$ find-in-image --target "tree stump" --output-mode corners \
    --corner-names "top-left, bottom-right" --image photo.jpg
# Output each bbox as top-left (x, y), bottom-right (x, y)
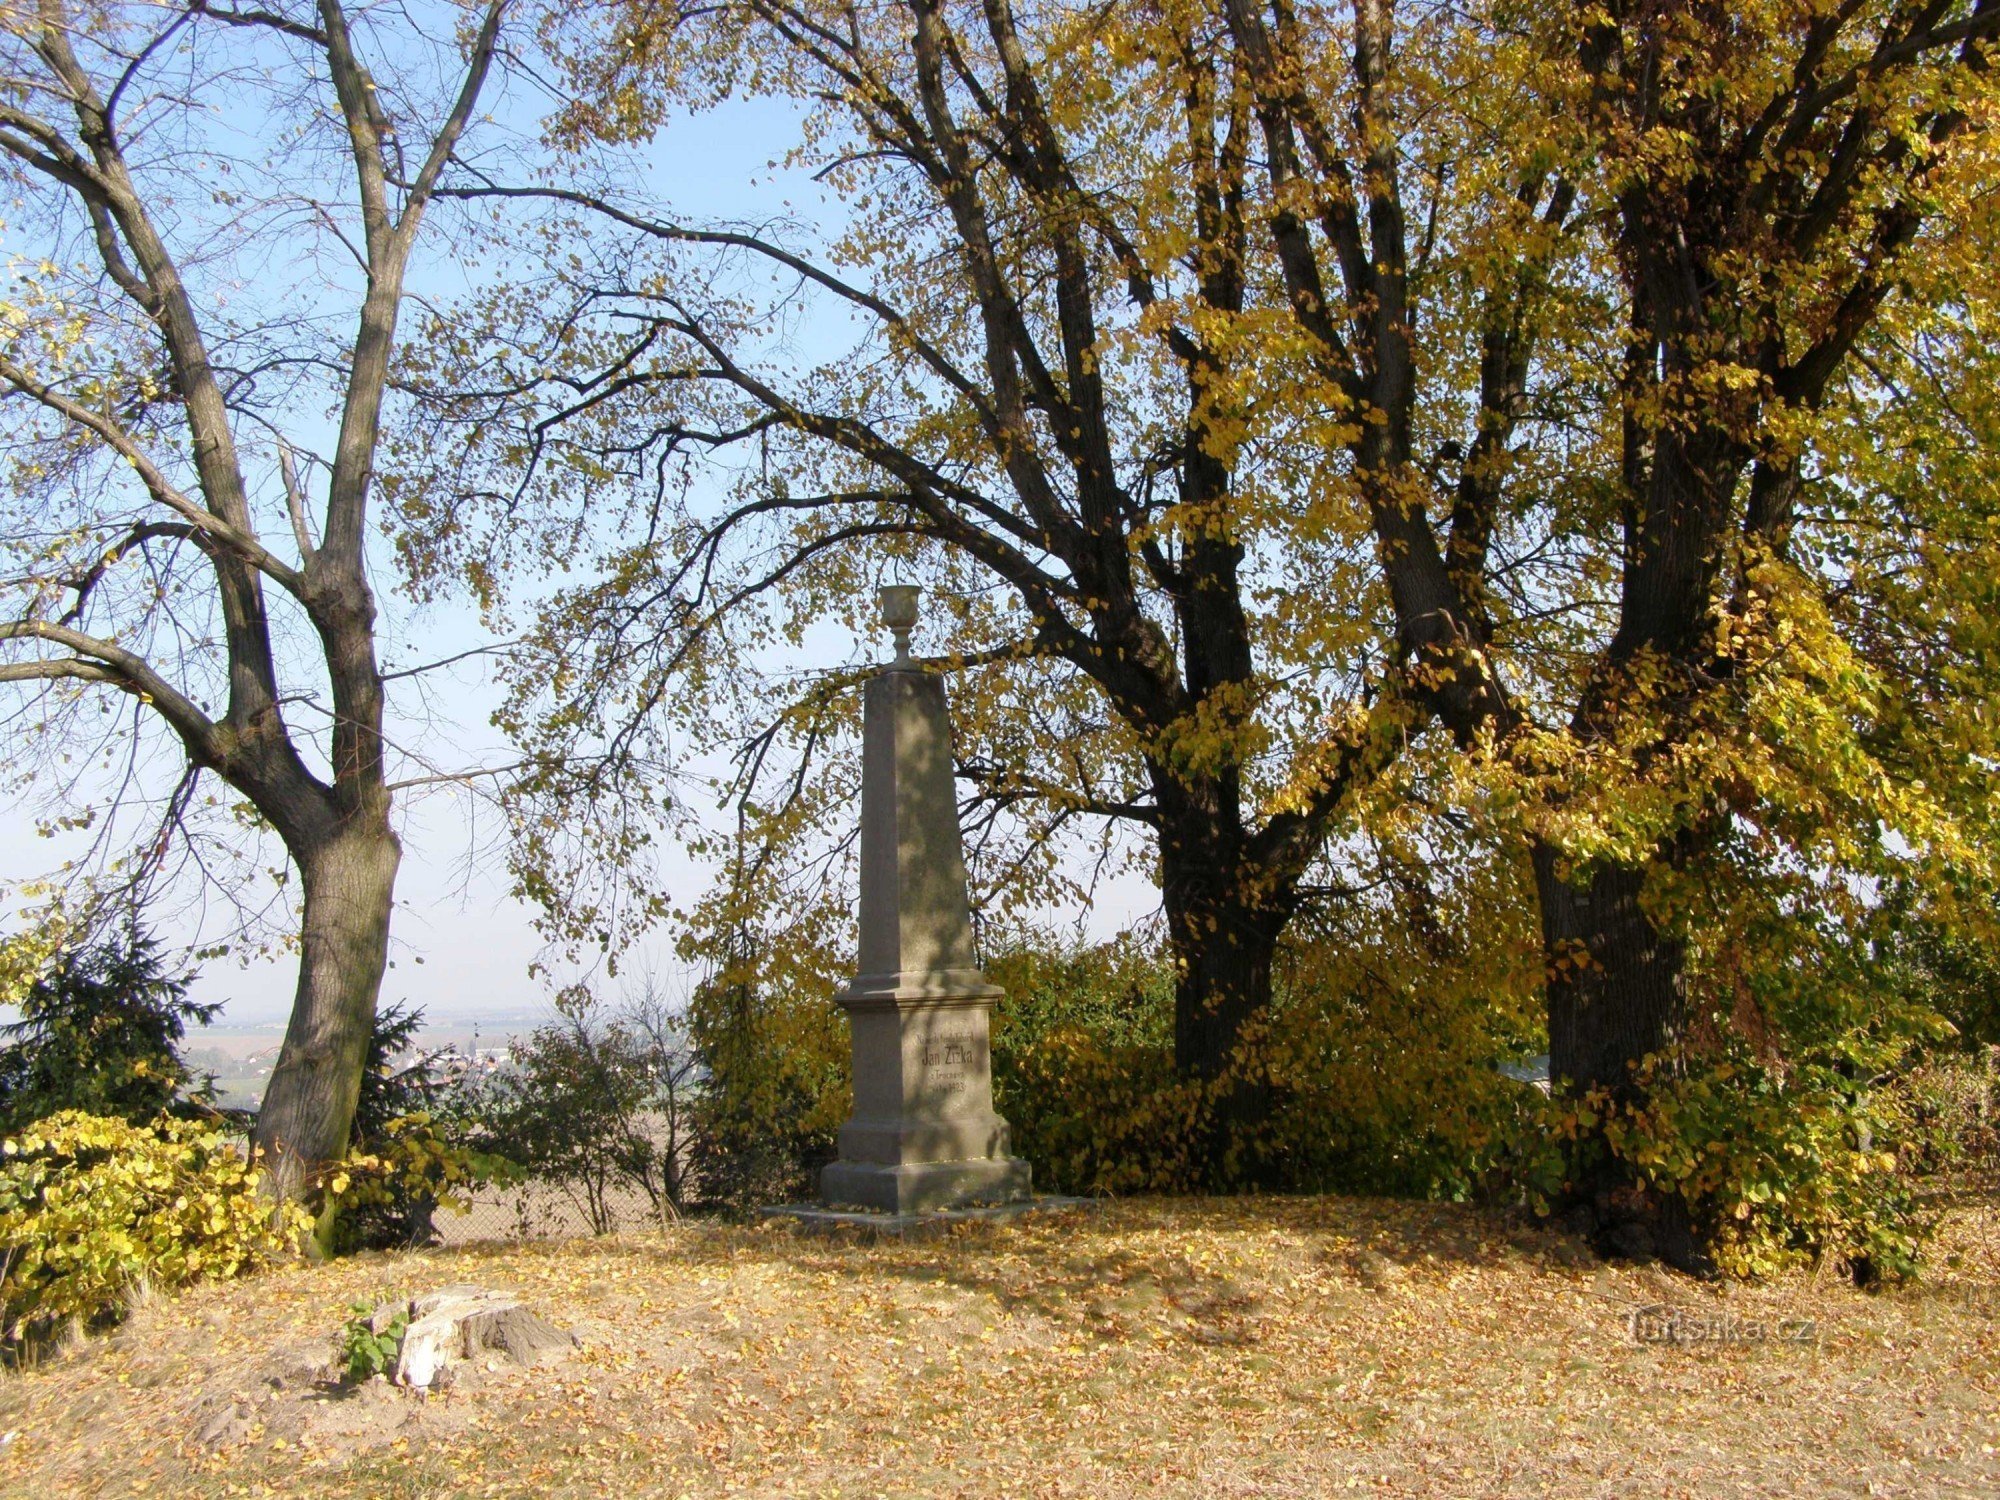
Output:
top-left (370, 1286), bottom-right (577, 1389)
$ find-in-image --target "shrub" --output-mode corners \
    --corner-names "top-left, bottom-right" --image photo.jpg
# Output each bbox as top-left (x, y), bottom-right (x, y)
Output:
top-left (680, 920), bottom-right (1543, 1204)
top-left (999, 1024), bottom-right (1207, 1196)
top-left (988, 939), bottom-right (1199, 1195)
top-left (0, 928), bottom-right (220, 1135)
top-left (1881, 899), bottom-right (2000, 1051)
top-left (0, 1112), bottom-right (306, 1349)
top-left (988, 932), bottom-right (1538, 1200)
top-left (1514, 1048), bottom-right (1935, 1281)
top-left (482, 986), bottom-right (701, 1230)
top-left (325, 1113), bottom-right (519, 1251)
top-left (686, 970), bottom-right (848, 1211)
top-left (1904, 1048), bottom-right (2000, 1173)
top-left (328, 1002), bottom-right (519, 1253)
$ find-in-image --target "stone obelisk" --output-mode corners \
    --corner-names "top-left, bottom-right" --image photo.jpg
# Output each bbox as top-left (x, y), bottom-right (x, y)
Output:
top-left (818, 586), bottom-right (1033, 1214)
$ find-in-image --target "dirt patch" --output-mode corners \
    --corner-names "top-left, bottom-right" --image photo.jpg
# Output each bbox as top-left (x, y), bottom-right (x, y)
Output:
top-left (1, 1191), bottom-right (1995, 1498)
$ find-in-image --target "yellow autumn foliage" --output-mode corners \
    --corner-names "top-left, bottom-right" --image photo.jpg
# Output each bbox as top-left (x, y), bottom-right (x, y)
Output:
top-left (0, 1112), bottom-right (309, 1347)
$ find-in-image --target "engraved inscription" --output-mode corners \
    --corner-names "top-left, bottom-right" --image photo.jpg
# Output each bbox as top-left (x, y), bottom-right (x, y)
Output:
top-left (921, 1032), bottom-right (977, 1068)
top-left (919, 1030), bottom-right (978, 1093)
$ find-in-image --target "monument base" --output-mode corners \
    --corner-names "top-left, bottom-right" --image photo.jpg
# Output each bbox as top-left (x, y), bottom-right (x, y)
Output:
top-left (820, 1155), bottom-right (1032, 1215)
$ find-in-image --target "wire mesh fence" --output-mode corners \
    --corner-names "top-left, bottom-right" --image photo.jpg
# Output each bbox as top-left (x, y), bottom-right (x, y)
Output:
top-left (431, 1181), bottom-right (680, 1247)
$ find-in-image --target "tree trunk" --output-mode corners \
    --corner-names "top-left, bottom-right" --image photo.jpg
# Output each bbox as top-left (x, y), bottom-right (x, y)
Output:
top-left (251, 818), bottom-right (402, 1200)
top-left (1159, 829), bottom-right (1289, 1183)
top-left (1167, 892), bottom-right (1283, 1084)
top-left (1532, 844), bottom-right (1690, 1095)
top-left (1532, 841), bottom-right (1710, 1269)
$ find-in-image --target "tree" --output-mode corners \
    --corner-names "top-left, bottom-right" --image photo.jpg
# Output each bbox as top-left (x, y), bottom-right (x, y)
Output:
top-left (0, 925), bottom-right (217, 1133)
top-left (335, 999), bottom-right (460, 1249)
top-left (620, 972), bottom-right (702, 1212)
top-left (392, 0), bottom-right (1574, 1165)
top-left (1220, 0), bottom-right (2000, 1256)
top-left (0, 0), bottom-right (510, 1196)
top-left (1522, 0), bottom-right (1999, 1098)
top-left (402, 0), bottom-right (2000, 1234)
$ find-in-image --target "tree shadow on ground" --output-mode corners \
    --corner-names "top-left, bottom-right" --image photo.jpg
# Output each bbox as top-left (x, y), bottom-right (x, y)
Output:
top-left (457, 1194), bottom-right (1610, 1336)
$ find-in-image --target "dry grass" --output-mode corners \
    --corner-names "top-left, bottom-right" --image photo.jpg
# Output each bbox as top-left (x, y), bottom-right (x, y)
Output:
top-left (2, 1186), bottom-right (1995, 1499)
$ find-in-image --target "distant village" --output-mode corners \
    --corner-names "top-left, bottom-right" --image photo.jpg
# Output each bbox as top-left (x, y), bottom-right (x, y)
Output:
top-left (183, 1034), bottom-right (521, 1112)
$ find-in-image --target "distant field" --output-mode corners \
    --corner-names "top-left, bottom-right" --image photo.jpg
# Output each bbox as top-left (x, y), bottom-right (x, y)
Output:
top-left (4, 1185), bottom-right (1995, 1498)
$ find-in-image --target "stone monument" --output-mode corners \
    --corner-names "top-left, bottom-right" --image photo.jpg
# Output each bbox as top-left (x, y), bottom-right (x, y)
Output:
top-left (817, 585), bottom-right (1034, 1214)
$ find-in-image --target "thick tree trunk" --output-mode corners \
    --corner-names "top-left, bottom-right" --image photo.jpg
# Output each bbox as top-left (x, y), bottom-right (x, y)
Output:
top-left (1167, 890), bottom-right (1283, 1085)
top-left (1532, 845), bottom-right (1690, 1095)
top-left (1159, 828), bottom-right (1290, 1183)
top-left (1532, 841), bottom-right (1709, 1269)
top-left (251, 818), bottom-right (401, 1200)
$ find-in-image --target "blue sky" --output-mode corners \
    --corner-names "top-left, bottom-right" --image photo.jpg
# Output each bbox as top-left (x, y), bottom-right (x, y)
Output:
top-left (0, 28), bottom-right (1152, 1032)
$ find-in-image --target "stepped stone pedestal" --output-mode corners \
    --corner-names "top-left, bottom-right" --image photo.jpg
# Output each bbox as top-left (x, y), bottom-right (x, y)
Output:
top-left (816, 586), bottom-right (1032, 1215)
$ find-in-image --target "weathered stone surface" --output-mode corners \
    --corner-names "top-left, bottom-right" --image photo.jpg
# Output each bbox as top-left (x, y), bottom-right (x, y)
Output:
top-left (377, 1286), bottom-right (577, 1390)
top-left (820, 1154), bottom-right (1034, 1215)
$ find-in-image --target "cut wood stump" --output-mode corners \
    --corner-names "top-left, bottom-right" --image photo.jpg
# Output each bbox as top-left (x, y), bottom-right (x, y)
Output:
top-left (368, 1286), bottom-right (577, 1390)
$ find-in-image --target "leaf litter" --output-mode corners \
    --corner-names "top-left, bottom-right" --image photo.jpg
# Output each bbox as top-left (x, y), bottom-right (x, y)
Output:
top-left (0, 1187), bottom-right (1994, 1498)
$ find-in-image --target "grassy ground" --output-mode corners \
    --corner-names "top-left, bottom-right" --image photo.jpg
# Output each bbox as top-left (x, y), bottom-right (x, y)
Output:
top-left (2, 1186), bottom-right (1995, 1499)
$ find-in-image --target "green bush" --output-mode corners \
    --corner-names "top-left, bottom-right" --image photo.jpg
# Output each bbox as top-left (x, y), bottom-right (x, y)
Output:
top-left (988, 935), bottom-right (1537, 1200)
top-left (994, 947), bottom-right (1294, 1196)
top-left (686, 972), bottom-right (848, 1210)
top-left (1904, 1048), bottom-right (2000, 1173)
top-left (1514, 1048), bottom-right (1936, 1281)
top-left (1878, 894), bottom-right (2000, 1051)
top-left (475, 989), bottom-right (699, 1229)
top-left (988, 939), bottom-right (1205, 1194)
top-left (678, 925), bottom-right (1540, 1204)
top-left (676, 892), bottom-right (1539, 1206)
top-left (998, 1023), bottom-right (1208, 1196)
top-left (0, 1112), bottom-right (307, 1349)
top-left (327, 1002), bottom-right (519, 1253)
top-left (0, 929), bottom-right (220, 1135)
top-left (325, 1112), bottom-right (519, 1250)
